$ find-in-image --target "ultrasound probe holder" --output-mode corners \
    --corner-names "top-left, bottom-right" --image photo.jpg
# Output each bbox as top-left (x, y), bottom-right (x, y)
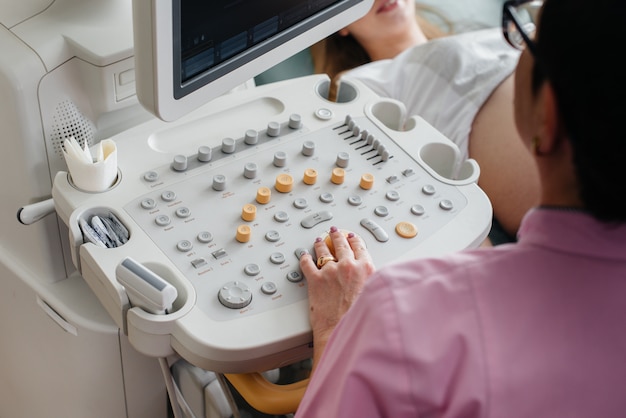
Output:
top-left (53, 75), bottom-right (491, 377)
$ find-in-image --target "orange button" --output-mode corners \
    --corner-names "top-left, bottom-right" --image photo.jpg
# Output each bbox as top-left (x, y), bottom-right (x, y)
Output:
top-left (330, 167), bottom-right (345, 185)
top-left (303, 168), bottom-right (318, 185)
top-left (241, 203), bottom-right (256, 221)
top-left (395, 221), bottom-right (418, 238)
top-left (256, 187), bottom-right (271, 204)
top-left (360, 173), bottom-right (374, 190)
top-left (323, 229), bottom-right (362, 256)
top-left (275, 173), bottom-right (294, 193)
top-left (236, 225), bottom-right (251, 243)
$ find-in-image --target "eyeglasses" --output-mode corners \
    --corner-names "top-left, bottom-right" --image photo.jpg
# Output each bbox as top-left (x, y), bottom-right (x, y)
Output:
top-left (502, 0), bottom-right (543, 56)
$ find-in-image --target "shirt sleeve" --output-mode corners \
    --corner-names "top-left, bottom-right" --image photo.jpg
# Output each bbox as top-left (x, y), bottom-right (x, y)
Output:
top-left (296, 259), bottom-right (488, 417)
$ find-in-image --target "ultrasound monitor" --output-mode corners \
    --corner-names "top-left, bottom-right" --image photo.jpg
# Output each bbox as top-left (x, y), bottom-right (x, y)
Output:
top-left (132, 0), bottom-right (374, 122)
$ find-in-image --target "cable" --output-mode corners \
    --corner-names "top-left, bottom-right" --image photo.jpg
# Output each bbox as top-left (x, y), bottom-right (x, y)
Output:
top-left (159, 357), bottom-right (196, 418)
top-left (215, 373), bottom-right (242, 418)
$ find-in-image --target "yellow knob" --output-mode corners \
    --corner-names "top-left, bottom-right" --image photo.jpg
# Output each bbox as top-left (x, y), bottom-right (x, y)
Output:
top-left (395, 221), bottom-right (418, 239)
top-left (324, 230), bottom-right (362, 256)
top-left (330, 167), bottom-right (345, 185)
top-left (241, 203), bottom-right (257, 221)
top-left (303, 168), bottom-right (318, 185)
top-left (236, 225), bottom-right (251, 243)
top-left (360, 173), bottom-right (374, 190)
top-left (256, 187), bottom-right (271, 204)
top-left (275, 173), bottom-right (294, 193)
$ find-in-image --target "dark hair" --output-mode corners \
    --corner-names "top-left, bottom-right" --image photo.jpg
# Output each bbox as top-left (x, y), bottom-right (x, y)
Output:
top-left (536, 0), bottom-right (626, 222)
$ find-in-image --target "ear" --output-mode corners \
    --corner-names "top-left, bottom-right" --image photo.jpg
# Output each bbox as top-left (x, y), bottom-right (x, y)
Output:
top-left (535, 82), bottom-right (560, 153)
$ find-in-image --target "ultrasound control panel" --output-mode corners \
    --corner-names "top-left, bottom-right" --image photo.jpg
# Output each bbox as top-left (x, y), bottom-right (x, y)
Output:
top-left (125, 113), bottom-right (470, 322)
top-left (52, 75), bottom-right (492, 373)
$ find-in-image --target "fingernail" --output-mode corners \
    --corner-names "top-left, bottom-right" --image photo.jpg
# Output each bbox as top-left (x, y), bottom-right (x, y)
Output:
top-left (347, 232), bottom-right (355, 238)
top-left (315, 237), bottom-right (322, 243)
top-left (330, 226), bottom-right (338, 233)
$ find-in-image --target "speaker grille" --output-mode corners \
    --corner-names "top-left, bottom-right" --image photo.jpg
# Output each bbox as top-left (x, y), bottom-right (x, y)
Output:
top-left (50, 99), bottom-right (96, 159)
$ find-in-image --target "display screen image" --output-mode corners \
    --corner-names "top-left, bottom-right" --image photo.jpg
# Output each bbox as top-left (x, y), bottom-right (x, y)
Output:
top-left (132, 0), bottom-right (372, 121)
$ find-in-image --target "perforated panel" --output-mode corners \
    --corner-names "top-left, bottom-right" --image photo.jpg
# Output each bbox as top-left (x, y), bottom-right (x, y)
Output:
top-left (49, 99), bottom-right (96, 159)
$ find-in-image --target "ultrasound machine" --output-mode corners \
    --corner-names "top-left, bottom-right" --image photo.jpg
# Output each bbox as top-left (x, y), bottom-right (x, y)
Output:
top-left (0, 0), bottom-right (492, 417)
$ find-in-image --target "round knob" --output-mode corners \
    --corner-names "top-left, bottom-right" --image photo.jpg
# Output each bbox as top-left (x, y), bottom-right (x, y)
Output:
top-left (236, 225), bottom-right (252, 243)
top-left (395, 221), bottom-right (418, 239)
top-left (303, 168), bottom-right (318, 185)
top-left (172, 155), bottom-right (187, 171)
top-left (275, 173), bottom-right (294, 193)
top-left (360, 173), bottom-right (375, 190)
top-left (241, 204), bottom-right (257, 222)
top-left (221, 137), bottom-right (236, 153)
top-left (244, 129), bottom-right (259, 145)
top-left (218, 281), bottom-right (252, 309)
top-left (256, 187), bottom-right (271, 204)
top-left (273, 151), bottom-right (287, 167)
top-left (243, 162), bottom-right (257, 179)
top-left (197, 146), bottom-right (212, 162)
top-left (301, 140), bottom-right (315, 156)
top-left (288, 114), bottom-right (302, 129)
top-left (335, 152), bottom-right (349, 168)
top-left (212, 174), bottom-right (226, 191)
top-left (323, 229), bottom-right (362, 256)
top-left (331, 167), bottom-right (345, 185)
top-left (267, 121), bottom-right (281, 137)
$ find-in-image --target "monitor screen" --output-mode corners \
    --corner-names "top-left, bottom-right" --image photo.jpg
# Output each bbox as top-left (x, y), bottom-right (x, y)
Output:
top-left (133, 0), bottom-right (373, 122)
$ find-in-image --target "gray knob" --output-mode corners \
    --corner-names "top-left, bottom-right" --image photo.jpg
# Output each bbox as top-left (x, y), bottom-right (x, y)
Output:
top-left (288, 114), bottom-right (302, 129)
top-left (244, 129), bottom-right (259, 145)
top-left (218, 281), bottom-right (252, 309)
top-left (336, 152), bottom-right (350, 168)
top-left (301, 140), bottom-right (315, 156)
top-left (197, 146), bottom-right (212, 162)
top-left (212, 174), bottom-right (226, 191)
top-left (267, 121), bottom-right (281, 137)
top-left (172, 154), bottom-right (188, 171)
top-left (221, 137), bottom-right (236, 153)
top-left (273, 151), bottom-right (287, 167)
top-left (244, 162), bottom-right (258, 179)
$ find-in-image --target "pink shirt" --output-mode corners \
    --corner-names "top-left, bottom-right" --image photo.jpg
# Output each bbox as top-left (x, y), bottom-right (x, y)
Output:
top-left (297, 208), bottom-right (626, 417)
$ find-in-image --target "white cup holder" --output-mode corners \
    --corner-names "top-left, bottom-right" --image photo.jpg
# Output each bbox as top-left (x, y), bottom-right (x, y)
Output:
top-left (365, 98), bottom-right (479, 184)
top-left (420, 142), bottom-right (478, 182)
top-left (315, 79), bottom-right (359, 103)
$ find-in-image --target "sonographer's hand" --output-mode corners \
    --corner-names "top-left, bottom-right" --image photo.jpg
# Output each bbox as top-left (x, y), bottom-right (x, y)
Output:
top-left (299, 226), bottom-right (375, 369)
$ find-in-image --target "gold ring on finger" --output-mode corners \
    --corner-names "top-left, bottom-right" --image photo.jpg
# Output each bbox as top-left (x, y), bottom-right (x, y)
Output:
top-left (316, 255), bottom-right (337, 268)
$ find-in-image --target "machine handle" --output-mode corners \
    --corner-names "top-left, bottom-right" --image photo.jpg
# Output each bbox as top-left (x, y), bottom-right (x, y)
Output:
top-left (224, 372), bottom-right (309, 415)
top-left (17, 198), bottom-right (55, 225)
